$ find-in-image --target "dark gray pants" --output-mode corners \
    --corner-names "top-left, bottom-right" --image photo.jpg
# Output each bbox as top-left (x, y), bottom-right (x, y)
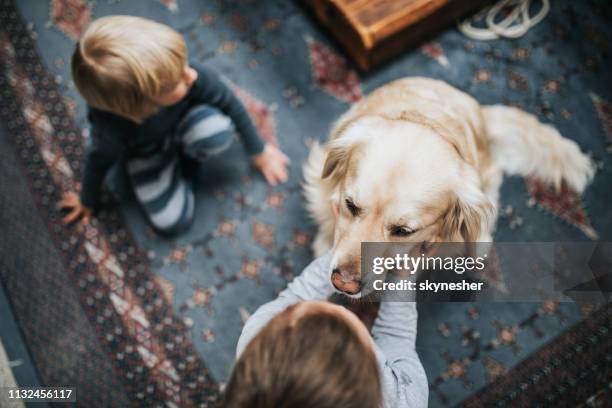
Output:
top-left (127, 105), bottom-right (235, 234)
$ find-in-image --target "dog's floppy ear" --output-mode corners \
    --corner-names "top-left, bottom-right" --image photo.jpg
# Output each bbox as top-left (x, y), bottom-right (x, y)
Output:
top-left (440, 179), bottom-right (494, 243)
top-left (321, 138), bottom-right (360, 183)
top-left (322, 115), bottom-right (375, 182)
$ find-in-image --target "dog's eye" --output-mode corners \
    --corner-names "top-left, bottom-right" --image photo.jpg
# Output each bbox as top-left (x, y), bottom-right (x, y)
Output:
top-left (390, 225), bottom-right (415, 237)
top-left (345, 198), bottom-right (361, 217)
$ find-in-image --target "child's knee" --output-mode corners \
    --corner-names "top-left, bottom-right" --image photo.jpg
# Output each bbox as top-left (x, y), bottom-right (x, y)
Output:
top-left (146, 182), bottom-right (195, 235)
top-left (151, 210), bottom-right (194, 235)
top-left (186, 129), bottom-right (235, 161)
top-left (178, 105), bottom-right (236, 160)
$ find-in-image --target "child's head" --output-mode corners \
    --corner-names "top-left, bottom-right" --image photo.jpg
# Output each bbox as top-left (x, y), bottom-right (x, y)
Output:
top-left (224, 301), bottom-right (382, 408)
top-left (72, 15), bottom-right (195, 122)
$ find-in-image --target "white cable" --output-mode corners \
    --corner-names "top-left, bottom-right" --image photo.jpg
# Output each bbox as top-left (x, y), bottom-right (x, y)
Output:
top-left (458, 0), bottom-right (550, 40)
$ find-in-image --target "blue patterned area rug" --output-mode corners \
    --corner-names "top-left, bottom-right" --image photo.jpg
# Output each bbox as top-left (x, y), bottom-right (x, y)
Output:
top-left (0, 0), bottom-right (611, 407)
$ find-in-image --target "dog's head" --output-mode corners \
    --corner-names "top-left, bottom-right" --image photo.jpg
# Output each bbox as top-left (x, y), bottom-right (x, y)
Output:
top-left (323, 115), bottom-right (494, 297)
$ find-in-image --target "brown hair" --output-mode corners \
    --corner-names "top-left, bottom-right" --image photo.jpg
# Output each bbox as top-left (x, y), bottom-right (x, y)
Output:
top-left (71, 15), bottom-right (187, 123)
top-left (224, 304), bottom-right (383, 408)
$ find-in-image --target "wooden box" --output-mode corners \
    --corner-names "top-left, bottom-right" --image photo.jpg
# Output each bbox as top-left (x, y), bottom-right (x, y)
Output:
top-left (303, 0), bottom-right (492, 71)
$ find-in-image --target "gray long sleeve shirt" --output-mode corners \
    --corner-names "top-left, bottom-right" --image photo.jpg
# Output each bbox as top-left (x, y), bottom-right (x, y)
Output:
top-left (236, 253), bottom-right (429, 408)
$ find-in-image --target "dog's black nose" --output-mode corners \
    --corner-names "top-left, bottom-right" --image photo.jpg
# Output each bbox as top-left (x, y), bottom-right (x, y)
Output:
top-left (331, 268), bottom-right (362, 295)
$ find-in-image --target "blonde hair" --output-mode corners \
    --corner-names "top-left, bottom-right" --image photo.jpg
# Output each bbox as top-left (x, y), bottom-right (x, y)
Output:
top-left (72, 15), bottom-right (187, 123)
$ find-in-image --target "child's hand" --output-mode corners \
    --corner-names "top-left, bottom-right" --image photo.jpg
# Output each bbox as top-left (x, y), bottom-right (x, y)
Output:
top-left (58, 191), bottom-right (93, 224)
top-left (252, 144), bottom-right (290, 186)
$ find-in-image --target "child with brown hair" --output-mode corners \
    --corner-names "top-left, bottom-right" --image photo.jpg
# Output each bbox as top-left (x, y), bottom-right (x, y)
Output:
top-left (59, 15), bottom-right (289, 234)
top-left (225, 253), bottom-right (429, 408)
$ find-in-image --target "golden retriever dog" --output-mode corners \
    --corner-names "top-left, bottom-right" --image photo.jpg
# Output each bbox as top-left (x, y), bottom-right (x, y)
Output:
top-left (303, 77), bottom-right (594, 297)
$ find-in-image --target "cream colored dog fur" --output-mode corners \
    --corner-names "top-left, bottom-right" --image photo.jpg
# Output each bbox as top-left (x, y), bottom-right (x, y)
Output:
top-left (303, 77), bottom-right (595, 296)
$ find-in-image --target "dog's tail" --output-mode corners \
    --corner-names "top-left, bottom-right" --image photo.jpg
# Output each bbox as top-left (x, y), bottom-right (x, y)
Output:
top-left (482, 105), bottom-right (595, 194)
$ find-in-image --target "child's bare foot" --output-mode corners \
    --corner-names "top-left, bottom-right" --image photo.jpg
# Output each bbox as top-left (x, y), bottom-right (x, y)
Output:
top-left (252, 144), bottom-right (290, 186)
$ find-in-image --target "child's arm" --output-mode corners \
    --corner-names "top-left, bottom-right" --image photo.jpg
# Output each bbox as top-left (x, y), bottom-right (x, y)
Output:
top-left (60, 128), bottom-right (123, 223)
top-left (236, 252), bottom-right (334, 356)
top-left (371, 280), bottom-right (429, 408)
top-left (190, 64), bottom-right (289, 185)
top-left (191, 64), bottom-right (265, 155)
top-left (79, 130), bottom-right (122, 208)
